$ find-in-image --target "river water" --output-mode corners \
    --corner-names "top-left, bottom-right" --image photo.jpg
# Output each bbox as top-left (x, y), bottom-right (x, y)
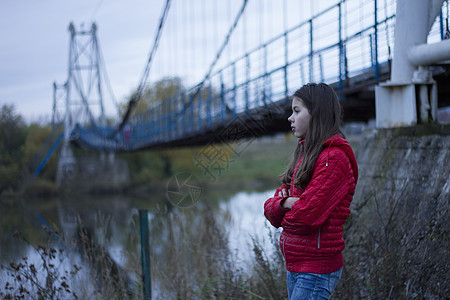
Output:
top-left (0, 186), bottom-right (281, 297)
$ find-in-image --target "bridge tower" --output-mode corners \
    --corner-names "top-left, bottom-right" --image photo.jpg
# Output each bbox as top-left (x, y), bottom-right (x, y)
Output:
top-left (375, 0), bottom-right (447, 127)
top-left (52, 82), bottom-right (67, 127)
top-left (65, 22), bottom-right (107, 136)
top-left (56, 22), bottom-right (109, 186)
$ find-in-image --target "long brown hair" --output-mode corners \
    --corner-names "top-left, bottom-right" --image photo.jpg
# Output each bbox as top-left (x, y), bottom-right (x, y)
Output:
top-left (280, 83), bottom-right (343, 189)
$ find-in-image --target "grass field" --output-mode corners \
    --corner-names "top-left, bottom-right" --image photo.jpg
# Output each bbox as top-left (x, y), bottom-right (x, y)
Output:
top-left (216, 134), bottom-right (296, 188)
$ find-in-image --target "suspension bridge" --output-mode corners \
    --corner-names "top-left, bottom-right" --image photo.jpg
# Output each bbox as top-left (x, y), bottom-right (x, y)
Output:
top-left (25, 0), bottom-right (450, 185)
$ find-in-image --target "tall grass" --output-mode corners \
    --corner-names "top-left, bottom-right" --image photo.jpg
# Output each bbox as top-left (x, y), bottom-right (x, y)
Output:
top-left (0, 230), bottom-right (82, 299)
top-left (148, 204), bottom-right (287, 299)
top-left (1, 204), bottom-right (288, 299)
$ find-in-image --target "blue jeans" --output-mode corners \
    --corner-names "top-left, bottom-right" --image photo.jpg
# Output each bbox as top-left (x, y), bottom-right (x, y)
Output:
top-left (286, 268), bottom-right (342, 300)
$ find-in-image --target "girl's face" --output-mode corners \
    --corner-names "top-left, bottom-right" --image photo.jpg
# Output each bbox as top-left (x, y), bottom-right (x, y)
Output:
top-left (288, 96), bottom-right (311, 139)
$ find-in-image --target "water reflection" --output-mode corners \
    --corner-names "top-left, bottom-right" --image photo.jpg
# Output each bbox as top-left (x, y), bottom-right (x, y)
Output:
top-left (221, 190), bottom-right (280, 263)
top-left (1, 188), bottom-right (277, 298)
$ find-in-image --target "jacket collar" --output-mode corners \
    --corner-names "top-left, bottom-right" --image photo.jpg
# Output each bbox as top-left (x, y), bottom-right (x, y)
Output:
top-left (323, 135), bottom-right (359, 184)
top-left (297, 134), bottom-right (358, 184)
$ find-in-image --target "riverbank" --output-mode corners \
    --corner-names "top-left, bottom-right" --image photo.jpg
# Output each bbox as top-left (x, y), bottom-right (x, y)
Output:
top-left (4, 130), bottom-right (366, 200)
top-left (3, 134), bottom-right (299, 199)
top-left (336, 124), bottom-right (450, 299)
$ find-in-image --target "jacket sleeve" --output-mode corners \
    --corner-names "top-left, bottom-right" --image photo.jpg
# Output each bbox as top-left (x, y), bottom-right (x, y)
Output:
top-left (264, 185), bottom-right (290, 228)
top-left (281, 148), bottom-right (354, 232)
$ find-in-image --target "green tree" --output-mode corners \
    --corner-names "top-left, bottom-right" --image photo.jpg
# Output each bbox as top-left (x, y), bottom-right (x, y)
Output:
top-left (122, 76), bottom-right (184, 116)
top-left (119, 78), bottom-right (185, 183)
top-left (22, 124), bottom-right (58, 181)
top-left (0, 104), bottom-right (27, 193)
top-left (141, 77), bottom-right (183, 106)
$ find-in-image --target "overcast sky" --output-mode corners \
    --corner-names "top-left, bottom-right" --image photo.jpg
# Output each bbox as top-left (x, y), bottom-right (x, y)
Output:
top-left (0, 0), bottom-right (345, 123)
top-left (0, 0), bottom-right (170, 123)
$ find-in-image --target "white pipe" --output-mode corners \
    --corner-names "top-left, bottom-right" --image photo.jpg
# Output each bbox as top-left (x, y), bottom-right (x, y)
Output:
top-left (409, 39), bottom-right (450, 66)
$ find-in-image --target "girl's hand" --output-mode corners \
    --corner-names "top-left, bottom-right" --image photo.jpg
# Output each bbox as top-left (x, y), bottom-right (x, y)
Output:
top-left (278, 187), bottom-right (290, 197)
top-left (282, 197), bottom-right (299, 209)
top-left (278, 188), bottom-right (299, 209)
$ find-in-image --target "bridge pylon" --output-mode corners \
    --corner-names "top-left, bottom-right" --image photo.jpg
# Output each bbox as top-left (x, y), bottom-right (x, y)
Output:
top-left (375, 0), bottom-right (445, 127)
top-left (65, 22), bottom-right (106, 137)
top-left (52, 82), bottom-right (67, 127)
top-left (57, 22), bottom-right (118, 187)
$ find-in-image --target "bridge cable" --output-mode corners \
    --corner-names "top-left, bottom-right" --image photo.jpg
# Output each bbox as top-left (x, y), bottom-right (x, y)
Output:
top-left (183, 0), bottom-right (188, 80)
top-left (109, 0), bottom-right (172, 137)
top-left (98, 45), bottom-right (120, 116)
top-left (90, 0), bottom-right (105, 22)
top-left (180, 0), bottom-right (248, 113)
top-left (444, 0), bottom-right (450, 40)
top-left (202, 0), bottom-right (207, 71)
top-left (213, 0), bottom-right (218, 60)
top-left (384, 0), bottom-right (392, 60)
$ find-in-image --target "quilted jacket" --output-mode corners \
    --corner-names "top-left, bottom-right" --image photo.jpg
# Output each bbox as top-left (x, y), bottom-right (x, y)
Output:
top-left (264, 135), bottom-right (358, 274)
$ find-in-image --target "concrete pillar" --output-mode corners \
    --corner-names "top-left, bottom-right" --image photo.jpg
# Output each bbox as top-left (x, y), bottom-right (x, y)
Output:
top-left (56, 142), bottom-right (77, 186)
top-left (375, 0), bottom-right (445, 128)
top-left (108, 152), bottom-right (115, 165)
top-left (390, 0), bottom-right (443, 83)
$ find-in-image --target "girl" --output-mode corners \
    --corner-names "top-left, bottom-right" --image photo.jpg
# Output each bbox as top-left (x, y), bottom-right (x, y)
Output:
top-left (264, 83), bottom-right (358, 299)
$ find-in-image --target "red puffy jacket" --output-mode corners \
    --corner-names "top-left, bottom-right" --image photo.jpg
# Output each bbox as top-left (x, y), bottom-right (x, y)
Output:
top-left (264, 135), bottom-right (358, 274)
